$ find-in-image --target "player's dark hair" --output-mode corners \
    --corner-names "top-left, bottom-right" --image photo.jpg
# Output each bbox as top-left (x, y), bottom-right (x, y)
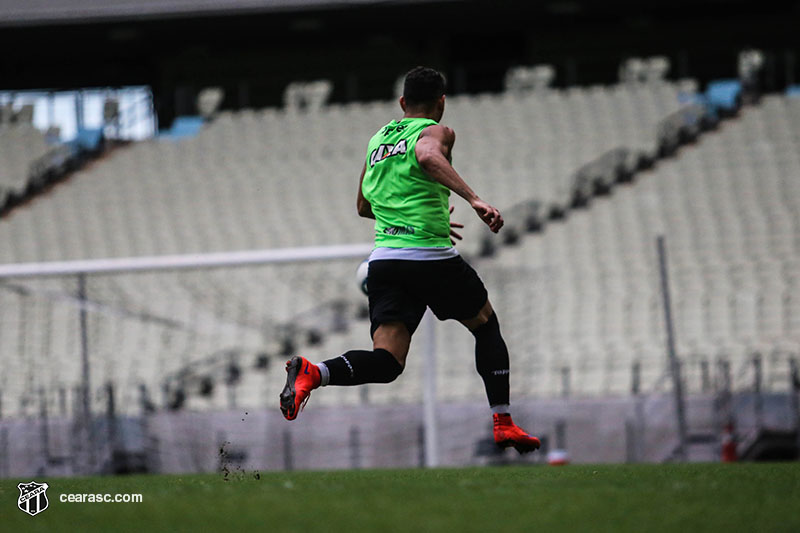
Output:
top-left (403, 66), bottom-right (446, 107)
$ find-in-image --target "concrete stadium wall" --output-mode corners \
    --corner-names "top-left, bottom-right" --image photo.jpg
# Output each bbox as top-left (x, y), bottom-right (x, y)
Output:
top-left (1, 393), bottom-right (795, 478)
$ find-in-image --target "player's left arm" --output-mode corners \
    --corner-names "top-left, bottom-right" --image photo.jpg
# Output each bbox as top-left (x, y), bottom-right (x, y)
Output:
top-left (356, 162), bottom-right (374, 219)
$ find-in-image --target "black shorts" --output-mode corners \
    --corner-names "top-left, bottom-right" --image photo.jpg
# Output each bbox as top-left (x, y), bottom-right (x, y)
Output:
top-left (367, 256), bottom-right (488, 337)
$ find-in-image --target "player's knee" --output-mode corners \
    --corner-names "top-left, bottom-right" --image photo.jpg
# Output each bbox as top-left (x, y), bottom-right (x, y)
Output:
top-left (373, 348), bottom-right (404, 383)
top-left (373, 322), bottom-right (411, 364)
top-left (470, 311), bottom-right (500, 337)
top-left (462, 300), bottom-right (495, 331)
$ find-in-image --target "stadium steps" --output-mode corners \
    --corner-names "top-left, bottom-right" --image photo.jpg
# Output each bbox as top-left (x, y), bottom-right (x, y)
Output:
top-left (468, 94), bottom-right (800, 400)
top-left (6, 84), bottom-right (799, 417)
top-left (0, 140), bottom-right (129, 220)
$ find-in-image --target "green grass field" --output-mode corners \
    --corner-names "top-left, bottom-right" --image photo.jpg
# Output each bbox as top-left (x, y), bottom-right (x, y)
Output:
top-left (2, 463), bottom-right (799, 532)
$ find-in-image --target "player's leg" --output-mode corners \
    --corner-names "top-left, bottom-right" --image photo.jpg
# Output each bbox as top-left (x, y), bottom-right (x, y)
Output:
top-left (423, 257), bottom-right (510, 412)
top-left (428, 257), bottom-right (540, 453)
top-left (317, 259), bottom-right (423, 387)
top-left (373, 321), bottom-right (412, 366)
top-left (461, 299), bottom-right (509, 411)
top-left (460, 299), bottom-right (540, 453)
top-left (317, 321), bottom-right (410, 386)
top-left (280, 260), bottom-right (423, 421)
top-left (279, 326), bottom-right (409, 421)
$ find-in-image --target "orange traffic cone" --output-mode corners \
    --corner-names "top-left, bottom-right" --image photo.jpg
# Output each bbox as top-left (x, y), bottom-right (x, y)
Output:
top-left (721, 422), bottom-right (737, 462)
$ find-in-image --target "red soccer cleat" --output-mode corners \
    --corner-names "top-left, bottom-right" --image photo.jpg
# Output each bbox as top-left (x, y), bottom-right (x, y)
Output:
top-left (493, 413), bottom-right (541, 454)
top-left (279, 356), bottom-right (321, 421)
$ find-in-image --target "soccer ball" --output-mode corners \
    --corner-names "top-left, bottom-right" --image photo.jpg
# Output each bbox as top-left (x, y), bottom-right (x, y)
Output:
top-left (355, 259), bottom-right (369, 296)
top-left (547, 449), bottom-right (570, 465)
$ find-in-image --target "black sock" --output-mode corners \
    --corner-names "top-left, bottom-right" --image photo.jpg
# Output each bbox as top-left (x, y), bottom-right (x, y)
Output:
top-left (472, 312), bottom-right (510, 407)
top-left (322, 349), bottom-right (403, 386)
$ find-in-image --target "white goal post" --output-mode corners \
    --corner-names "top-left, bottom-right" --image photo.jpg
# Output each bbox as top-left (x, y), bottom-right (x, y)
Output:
top-left (0, 243), bottom-right (375, 278)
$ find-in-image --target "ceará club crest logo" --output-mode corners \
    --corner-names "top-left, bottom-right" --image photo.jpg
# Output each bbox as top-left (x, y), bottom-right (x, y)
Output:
top-left (17, 481), bottom-right (49, 516)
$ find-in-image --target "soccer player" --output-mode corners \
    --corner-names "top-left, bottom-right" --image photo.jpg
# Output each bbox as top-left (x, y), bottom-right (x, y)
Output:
top-left (280, 66), bottom-right (540, 453)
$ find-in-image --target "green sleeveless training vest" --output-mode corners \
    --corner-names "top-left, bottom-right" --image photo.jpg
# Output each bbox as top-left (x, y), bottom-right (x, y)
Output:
top-left (362, 117), bottom-right (451, 248)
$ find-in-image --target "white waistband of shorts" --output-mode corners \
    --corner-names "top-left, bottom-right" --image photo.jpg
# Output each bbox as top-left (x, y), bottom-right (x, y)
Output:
top-left (368, 246), bottom-right (460, 262)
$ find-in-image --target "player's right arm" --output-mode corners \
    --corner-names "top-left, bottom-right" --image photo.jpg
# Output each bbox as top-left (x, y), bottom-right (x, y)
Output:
top-left (415, 125), bottom-right (504, 233)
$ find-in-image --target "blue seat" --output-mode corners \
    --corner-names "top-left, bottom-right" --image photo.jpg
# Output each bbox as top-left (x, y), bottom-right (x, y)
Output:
top-left (160, 115), bottom-right (205, 140)
top-left (705, 80), bottom-right (741, 112)
top-left (74, 127), bottom-right (104, 152)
